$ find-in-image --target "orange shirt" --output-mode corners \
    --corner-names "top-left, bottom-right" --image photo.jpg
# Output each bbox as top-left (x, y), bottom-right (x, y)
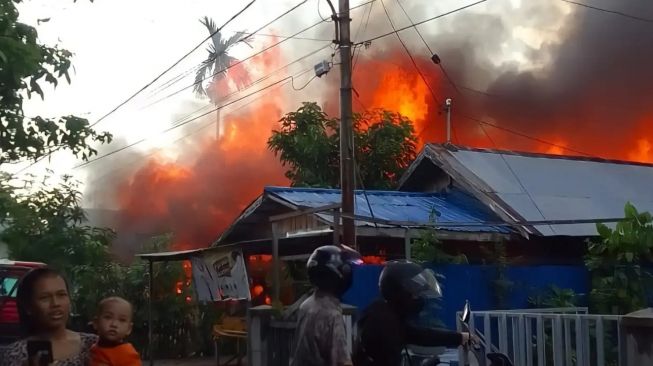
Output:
top-left (90, 342), bottom-right (142, 366)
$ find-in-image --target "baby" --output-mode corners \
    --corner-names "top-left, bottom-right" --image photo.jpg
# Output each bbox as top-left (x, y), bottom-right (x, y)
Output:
top-left (90, 296), bottom-right (142, 366)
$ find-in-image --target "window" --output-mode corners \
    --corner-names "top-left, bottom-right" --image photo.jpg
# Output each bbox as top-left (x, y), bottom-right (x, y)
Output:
top-left (0, 277), bottom-right (18, 297)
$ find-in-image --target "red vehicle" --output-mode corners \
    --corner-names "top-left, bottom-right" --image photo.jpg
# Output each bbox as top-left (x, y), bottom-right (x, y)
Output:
top-left (0, 259), bottom-right (45, 345)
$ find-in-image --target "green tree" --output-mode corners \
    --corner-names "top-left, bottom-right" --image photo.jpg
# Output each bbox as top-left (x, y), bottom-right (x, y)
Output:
top-left (268, 102), bottom-right (418, 189)
top-left (412, 210), bottom-right (468, 264)
top-left (193, 17), bottom-right (251, 137)
top-left (0, 0), bottom-right (111, 165)
top-left (0, 173), bottom-right (115, 270)
top-left (585, 202), bottom-right (653, 314)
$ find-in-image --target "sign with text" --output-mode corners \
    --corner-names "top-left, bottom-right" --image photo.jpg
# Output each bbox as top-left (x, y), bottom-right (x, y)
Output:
top-left (191, 249), bottom-right (250, 302)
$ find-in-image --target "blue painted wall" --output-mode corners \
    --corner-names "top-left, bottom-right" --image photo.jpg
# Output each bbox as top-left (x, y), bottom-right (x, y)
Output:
top-left (342, 264), bottom-right (590, 329)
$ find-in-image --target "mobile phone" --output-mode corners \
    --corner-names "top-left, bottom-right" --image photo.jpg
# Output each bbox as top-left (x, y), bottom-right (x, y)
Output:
top-left (27, 340), bottom-right (53, 366)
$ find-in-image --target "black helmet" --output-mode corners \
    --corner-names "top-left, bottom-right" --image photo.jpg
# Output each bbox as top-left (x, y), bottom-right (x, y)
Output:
top-left (379, 260), bottom-right (442, 316)
top-left (307, 245), bottom-right (362, 296)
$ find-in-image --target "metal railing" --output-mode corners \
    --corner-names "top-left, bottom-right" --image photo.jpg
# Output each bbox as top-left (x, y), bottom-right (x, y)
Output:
top-left (458, 308), bottom-right (624, 366)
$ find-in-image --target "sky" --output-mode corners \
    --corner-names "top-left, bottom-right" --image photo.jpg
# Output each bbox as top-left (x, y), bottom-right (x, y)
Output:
top-left (7, 0), bottom-right (566, 186)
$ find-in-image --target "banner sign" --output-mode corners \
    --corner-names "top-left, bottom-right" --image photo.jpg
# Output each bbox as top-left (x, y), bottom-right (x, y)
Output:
top-left (191, 249), bottom-right (250, 302)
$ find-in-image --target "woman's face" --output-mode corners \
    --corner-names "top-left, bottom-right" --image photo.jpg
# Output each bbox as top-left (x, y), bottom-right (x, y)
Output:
top-left (29, 275), bottom-right (70, 331)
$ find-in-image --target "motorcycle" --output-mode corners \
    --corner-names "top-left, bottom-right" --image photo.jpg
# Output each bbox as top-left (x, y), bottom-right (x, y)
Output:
top-left (460, 300), bottom-right (513, 366)
top-left (403, 301), bottom-right (513, 366)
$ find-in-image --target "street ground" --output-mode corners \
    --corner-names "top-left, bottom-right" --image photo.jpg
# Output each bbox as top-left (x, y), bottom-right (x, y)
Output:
top-left (152, 357), bottom-right (242, 365)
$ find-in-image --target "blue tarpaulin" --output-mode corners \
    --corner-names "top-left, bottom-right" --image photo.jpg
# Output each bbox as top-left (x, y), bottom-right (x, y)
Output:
top-left (265, 186), bottom-right (510, 233)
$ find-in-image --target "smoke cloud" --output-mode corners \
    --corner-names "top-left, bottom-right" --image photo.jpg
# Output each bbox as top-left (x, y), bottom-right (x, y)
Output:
top-left (85, 0), bottom-right (653, 255)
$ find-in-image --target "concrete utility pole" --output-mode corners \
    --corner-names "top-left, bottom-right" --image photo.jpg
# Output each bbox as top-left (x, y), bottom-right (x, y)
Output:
top-left (337, 0), bottom-right (356, 249)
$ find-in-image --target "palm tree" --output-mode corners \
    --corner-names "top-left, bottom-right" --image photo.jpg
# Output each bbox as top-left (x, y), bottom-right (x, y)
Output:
top-left (193, 16), bottom-right (252, 139)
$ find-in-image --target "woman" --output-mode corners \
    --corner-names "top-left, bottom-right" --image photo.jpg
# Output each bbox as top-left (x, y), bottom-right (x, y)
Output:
top-left (0, 267), bottom-right (97, 366)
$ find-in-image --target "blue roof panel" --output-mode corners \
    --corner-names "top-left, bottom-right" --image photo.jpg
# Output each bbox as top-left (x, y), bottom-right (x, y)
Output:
top-left (264, 186), bottom-right (509, 233)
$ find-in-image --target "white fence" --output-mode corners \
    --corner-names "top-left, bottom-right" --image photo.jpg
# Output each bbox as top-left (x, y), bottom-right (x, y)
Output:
top-left (458, 308), bottom-right (624, 366)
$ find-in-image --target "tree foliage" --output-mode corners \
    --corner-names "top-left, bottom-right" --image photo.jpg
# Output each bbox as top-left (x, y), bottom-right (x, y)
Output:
top-left (0, 173), bottom-right (115, 269)
top-left (0, 0), bottom-right (111, 165)
top-left (268, 102), bottom-right (418, 189)
top-left (193, 16), bottom-right (251, 101)
top-left (585, 202), bottom-right (653, 314)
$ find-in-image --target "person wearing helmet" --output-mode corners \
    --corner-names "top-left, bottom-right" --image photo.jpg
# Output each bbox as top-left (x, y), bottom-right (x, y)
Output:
top-left (290, 245), bottom-right (362, 366)
top-left (353, 260), bottom-right (471, 366)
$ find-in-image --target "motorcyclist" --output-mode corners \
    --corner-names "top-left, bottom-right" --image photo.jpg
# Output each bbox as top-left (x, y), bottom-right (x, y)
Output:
top-left (353, 260), bottom-right (471, 366)
top-left (291, 245), bottom-right (363, 366)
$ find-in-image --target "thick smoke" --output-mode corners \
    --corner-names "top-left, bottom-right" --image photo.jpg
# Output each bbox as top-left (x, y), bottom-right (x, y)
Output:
top-left (86, 0), bottom-right (653, 256)
top-left (353, 0), bottom-right (653, 158)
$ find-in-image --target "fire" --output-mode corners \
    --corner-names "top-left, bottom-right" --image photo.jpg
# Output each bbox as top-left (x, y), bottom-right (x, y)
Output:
top-left (629, 139), bottom-right (652, 163)
top-left (114, 38), bottom-right (289, 252)
top-left (252, 285), bottom-right (264, 297)
top-left (111, 30), bottom-right (653, 260)
top-left (542, 139), bottom-right (568, 156)
top-left (370, 65), bottom-right (429, 126)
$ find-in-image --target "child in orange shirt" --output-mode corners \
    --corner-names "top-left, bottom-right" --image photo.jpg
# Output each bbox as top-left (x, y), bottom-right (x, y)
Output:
top-left (90, 296), bottom-right (142, 366)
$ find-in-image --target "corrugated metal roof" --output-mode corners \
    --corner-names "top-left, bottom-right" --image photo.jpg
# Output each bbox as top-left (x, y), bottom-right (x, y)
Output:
top-left (427, 145), bottom-right (653, 236)
top-left (265, 186), bottom-right (509, 233)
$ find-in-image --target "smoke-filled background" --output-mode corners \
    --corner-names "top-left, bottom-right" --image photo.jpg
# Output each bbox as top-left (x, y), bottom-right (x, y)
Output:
top-left (80, 0), bottom-right (653, 257)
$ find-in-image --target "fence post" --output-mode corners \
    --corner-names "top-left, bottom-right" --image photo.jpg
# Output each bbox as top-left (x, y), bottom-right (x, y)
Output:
top-left (536, 316), bottom-right (545, 366)
top-left (575, 315), bottom-right (585, 366)
top-left (484, 314), bottom-right (492, 360)
top-left (596, 317), bottom-right (605, 366)
top-left (499, 314), bottom-right (508, 354)
top-left (564, 318), bottom-right (572, 366)
top-left (553, 316), bottom-right (564, 366)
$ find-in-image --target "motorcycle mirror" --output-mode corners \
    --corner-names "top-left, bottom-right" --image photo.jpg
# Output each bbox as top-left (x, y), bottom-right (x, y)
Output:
top-left (461, 300), bottom-right (471, 324)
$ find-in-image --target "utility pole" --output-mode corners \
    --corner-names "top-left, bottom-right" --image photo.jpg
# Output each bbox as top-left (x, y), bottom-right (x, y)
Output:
top-left (337, 0), bottom-right (356, 249)
top-left (445, 98), bottom-right (452, 143)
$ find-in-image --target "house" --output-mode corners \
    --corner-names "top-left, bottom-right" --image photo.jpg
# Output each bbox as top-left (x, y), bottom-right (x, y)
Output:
top-left (399, 143), bottom-right (653, 260)
top-left (213, 186), bottom-right (513, 260)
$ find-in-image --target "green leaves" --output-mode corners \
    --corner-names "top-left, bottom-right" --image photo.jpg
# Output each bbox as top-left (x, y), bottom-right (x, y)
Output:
top-left (1, 174), bottom-right (116, 271)
top-left (268, 103), bottom-right (418, 189)
top-left (586, 202), bottom-right (653, 314)
top-left (0, 0), bottom-right (111, 166)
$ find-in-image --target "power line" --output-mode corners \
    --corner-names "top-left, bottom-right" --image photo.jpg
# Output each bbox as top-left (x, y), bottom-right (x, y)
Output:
top-left (188, 0), bottom-right (377, 100)
top-left (352, 0), bottom-right (375, 71)
top-left (393, 0), bottom-right (462, 95)
top-left (15, 0), bottom-right (259, 175)
top-left (459, 113), bottom-right (594, 157)
top-left (292, 74), bottom-right (318, 90)
top-left (89, 0), bottom-right (257, 128)
top-left (169, 43), bottom-right (332, 126)
top-left (74, 69), bottom-right (314, 169)
top-left (379, 0), bottom-right (441, 106)
top-left (473, 115), bottom-right (556, 234)
top-left (141, 0), bottom-right (314, 106)
top-left (143, 19), bottom-right (328, 109)
top-left (132, 0), bottom-right (378, 110)
top-left (356, 0), bottom-right (488, 45)
top-left (144, 31), bottom-right (332, 100)
top-left (562, 0), bottom-right (653, 24)
top-left (86, 87), bottom-right (275, 185)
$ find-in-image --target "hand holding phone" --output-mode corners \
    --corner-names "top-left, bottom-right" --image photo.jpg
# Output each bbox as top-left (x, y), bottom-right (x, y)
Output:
top-left (26, 340), bottom-right (53, 366)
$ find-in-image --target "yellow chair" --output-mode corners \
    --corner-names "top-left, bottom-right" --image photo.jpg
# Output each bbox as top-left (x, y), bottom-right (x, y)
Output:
top-left (213, 316), bottom-right (247, 366)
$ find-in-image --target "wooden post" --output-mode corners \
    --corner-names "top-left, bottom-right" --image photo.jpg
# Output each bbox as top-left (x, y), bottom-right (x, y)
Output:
top-left (271, 222), bottom-right (280, 305)
top-left (148, 259), bottom-right (154, 366)
top-left (333, 209), bottom-right (341, 246)
top-left (404, 228), bottom-right (411, 260)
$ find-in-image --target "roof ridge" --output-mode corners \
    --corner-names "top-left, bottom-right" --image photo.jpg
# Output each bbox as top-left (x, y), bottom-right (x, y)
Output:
top-left (264, 186), bottom-right (457, 197)
top-left (427, 143), bottom-right (653, 168)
